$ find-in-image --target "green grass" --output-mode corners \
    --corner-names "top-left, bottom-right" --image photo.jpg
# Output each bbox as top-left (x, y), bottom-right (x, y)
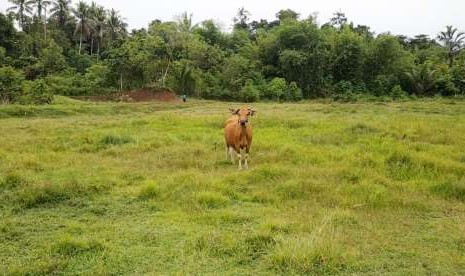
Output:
top-left (1, 97), bottom-right (465, 274)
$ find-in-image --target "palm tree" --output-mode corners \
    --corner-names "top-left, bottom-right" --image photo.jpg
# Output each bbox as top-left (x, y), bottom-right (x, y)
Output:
top-left (50, 0), bottom-right (71, 29)
top-left (27, 0), bottom-right (51, 41)
top-left (106, 9), bottom-right (127, 43)
top-left (177, 62), bottom-right (195, 95)
top-left (6, 0), bottom-right (32, 30)
top-left (26, 0), bottom-right (50, 20)
top-left (437, 25), bottom-right (465, 67)
top-left (405, 63), bottom-right (437, 96)
top-left (73, 1), bottom-right (93, 54)
top-left (92, 5), bottom-right (107, 58)
top-left (177, 12), bottom-right (197, 34)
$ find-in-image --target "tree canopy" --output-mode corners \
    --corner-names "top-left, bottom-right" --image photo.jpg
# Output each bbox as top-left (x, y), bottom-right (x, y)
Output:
top-left (1, 3), bottom-right (464, 104)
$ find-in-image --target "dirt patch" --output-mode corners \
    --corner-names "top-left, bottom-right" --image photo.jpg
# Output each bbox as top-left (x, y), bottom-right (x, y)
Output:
top-left (74, 88), bottom-right (179, 102)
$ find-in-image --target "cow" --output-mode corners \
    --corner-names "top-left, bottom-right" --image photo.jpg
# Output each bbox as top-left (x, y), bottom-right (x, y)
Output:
top-left (224, 106), bottom-right (256, 169)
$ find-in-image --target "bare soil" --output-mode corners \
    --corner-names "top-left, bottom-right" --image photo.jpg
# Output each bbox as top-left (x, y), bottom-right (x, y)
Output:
top-left (74, 88), bottom-right (179, 102)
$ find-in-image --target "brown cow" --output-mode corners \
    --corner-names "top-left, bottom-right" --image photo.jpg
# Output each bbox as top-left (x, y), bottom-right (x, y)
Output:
top-left (224, 106), bottom-right (256, 169)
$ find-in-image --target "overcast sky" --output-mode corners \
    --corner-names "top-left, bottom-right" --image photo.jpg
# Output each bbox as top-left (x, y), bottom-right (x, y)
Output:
top-left (1, 0), bottom-right (464, 37)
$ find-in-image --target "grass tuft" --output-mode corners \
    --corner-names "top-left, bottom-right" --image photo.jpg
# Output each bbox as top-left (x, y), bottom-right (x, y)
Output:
top-left (431, 181), bottom-right (465, 202)
top-left (196, 191), bottom-right (230, 208)
top-left (138, 181), bottom-right (160, 200)
top-left (0, 173), bottom-right (27, 189)
top-left (53, 235), bottom-right (105, 257)
top-left (99, 134), bottom-right (133, 146)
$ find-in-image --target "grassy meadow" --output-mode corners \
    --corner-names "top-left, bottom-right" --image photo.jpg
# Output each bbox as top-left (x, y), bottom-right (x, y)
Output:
top-left (1, 97), bottom-right (465, 274)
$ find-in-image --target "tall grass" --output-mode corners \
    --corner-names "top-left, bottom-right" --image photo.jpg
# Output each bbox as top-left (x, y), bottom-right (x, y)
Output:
top-left (1, 98), bottom-right (465, 274)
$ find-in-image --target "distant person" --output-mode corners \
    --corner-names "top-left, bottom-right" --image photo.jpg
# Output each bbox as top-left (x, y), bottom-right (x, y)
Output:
top-left (181, 94), bottom-right (187, 102)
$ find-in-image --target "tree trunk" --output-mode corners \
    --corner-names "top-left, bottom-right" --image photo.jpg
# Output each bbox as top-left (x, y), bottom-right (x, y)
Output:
top-left (91, 38), bottom-right (94, 56)
top-left (79, 33), bottom-right (82, 54)
top-left (120, 73), bottom-right (123, 90)
top-left (161, 58), bottom-right (171, 87)
top-left (44, 9), bottom-right (47, 43)
top-left (449, 54), bottom-right (454, 67)
top-left (79, 22), bottom-right (84, 55)
top-left (97, 42), bottom-right (100, 61)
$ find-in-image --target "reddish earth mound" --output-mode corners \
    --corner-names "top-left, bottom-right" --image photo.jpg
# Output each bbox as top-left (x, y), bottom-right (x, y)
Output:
top-left (123, 88), bottom-right (178, 102)
top-left (75, 88), bottom-right (179, 102)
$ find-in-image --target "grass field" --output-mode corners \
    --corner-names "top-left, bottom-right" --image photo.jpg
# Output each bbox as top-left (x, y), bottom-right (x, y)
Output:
top-left (1, 97), bottom-right (465, 274)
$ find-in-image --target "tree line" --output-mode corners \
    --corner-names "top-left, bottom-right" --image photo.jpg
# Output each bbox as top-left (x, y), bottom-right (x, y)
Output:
top-left (1, 1), bottom-right (465, 104)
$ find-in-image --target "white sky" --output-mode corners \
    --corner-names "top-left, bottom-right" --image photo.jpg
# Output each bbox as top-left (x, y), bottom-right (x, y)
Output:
top-left (1, 0), bottom-right (464, 38)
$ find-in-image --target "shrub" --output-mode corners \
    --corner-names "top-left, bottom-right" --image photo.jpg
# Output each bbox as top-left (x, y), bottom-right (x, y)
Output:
top-left (435, 64), bottom-right (460, 96)
top-left (21, 79), bottom-right (53, 104)
top-left (84, 63), bottom-right (113, 93)
top-left (370, 74), bottom-right (398, 96)
top-left (390, 85), bottom-right (409, 100)
top-left (264, 77), bottom-right (287, 101)
top-left (332, 80), bottom-right (357, 102)
top-left (241, 79), bottom-right (260, 102)
top-left (288, 81), bottom-right (303, 101)
top-left (0, 47), bottom-right (5, 66)
top-left (0, 66), bottom-right (24, 104)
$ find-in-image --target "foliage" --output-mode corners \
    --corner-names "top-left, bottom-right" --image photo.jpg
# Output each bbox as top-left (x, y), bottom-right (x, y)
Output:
top-left (21, 78), bottom-right (53, 104)
top-left (84, 63), bottom-right (111, 90)
top-left (437, 25), bottom-right (465, 67)
top-left (0, 66), bottom-right (24, 103)
top-left (404, 63), bottom-right (437, 96)
top-left (241, 79), bottom-right (260, 102)
top-left (1, 2), bottom-right (464, 103)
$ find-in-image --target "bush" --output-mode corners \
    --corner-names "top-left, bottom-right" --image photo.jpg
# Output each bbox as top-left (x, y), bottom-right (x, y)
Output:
top-left (390, 85), bottom-right (409, 100)
top-left (264, 77), bottom-right (287, 101)
top-left (36, 40), bottom-right (68, 76)
top-left (262, 78), bottom-right (303, 102)
top-left (46, 73), bottom-right (113, 96)
top-left (241, 80), bottom-right (260, 102)
top-left (84, 63), bottom-right (112, 93)
top-left (332, 80), bottom-right (357, 102)
top-left (370, 74), bottom-right (398, 96)
top-left (0, 66), bottom-right (24, 104)
top-left (21, 79), bottom-right (53, 104)
top-left (0, 47), bottom-right (6, 66)
top-left (435, 64), bottom-right (460, 96)
top-left (288, 81), bottom-right (303, 101)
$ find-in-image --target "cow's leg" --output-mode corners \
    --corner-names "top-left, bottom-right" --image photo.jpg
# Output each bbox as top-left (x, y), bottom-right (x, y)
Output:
top-left (229, 147), bottom-right (235, 164)
top-left (244, 147), bottom-right (250, 169)
top-left (225, 146), bottom-right (230, 161)
top-left (237, 148), bottom-right (243, 169)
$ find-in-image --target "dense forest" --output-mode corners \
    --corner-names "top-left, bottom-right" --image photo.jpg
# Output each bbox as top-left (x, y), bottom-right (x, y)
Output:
top-left (1, 0), bottom-right (465, 104)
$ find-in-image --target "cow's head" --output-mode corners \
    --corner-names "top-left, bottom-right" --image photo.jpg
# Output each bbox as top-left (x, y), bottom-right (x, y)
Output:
top-left (230, 107), bottom-right (256, 127)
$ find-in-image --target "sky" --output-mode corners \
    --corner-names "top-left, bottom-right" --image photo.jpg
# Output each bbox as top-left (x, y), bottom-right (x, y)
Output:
top-left (1, 0), bottom-right (464, 38)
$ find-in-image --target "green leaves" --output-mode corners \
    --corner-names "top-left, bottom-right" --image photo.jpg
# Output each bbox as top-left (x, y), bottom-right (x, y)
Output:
top-left (0, 66), bottom-right (24, 103)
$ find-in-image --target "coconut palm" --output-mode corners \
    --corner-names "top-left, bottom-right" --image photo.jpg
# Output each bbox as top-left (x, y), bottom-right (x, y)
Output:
top-left (91, 5), bottom-right (107, 58)
top-left (177, 12), bottom-right (197, 34)
top-left (27, 0), bottom-right (51, 41)
top-left (50, 0), bottom-right (71, 29)
top-left (73, 1), bottom-right (93, 54)
top-left (26, 0), bottom-right (51, 20)
top-left (6, 0), bottom-right (32, 30)
top-left (437, 25), bottom-right (465, 67)
top-left (106, 9), bottom-right (127, 43)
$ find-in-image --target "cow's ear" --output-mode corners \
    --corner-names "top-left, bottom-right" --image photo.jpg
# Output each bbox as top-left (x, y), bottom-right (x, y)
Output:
top-left (249, 109), bottom-right (256, 116)
top-left (229, 108), bottom-right (239, 115)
